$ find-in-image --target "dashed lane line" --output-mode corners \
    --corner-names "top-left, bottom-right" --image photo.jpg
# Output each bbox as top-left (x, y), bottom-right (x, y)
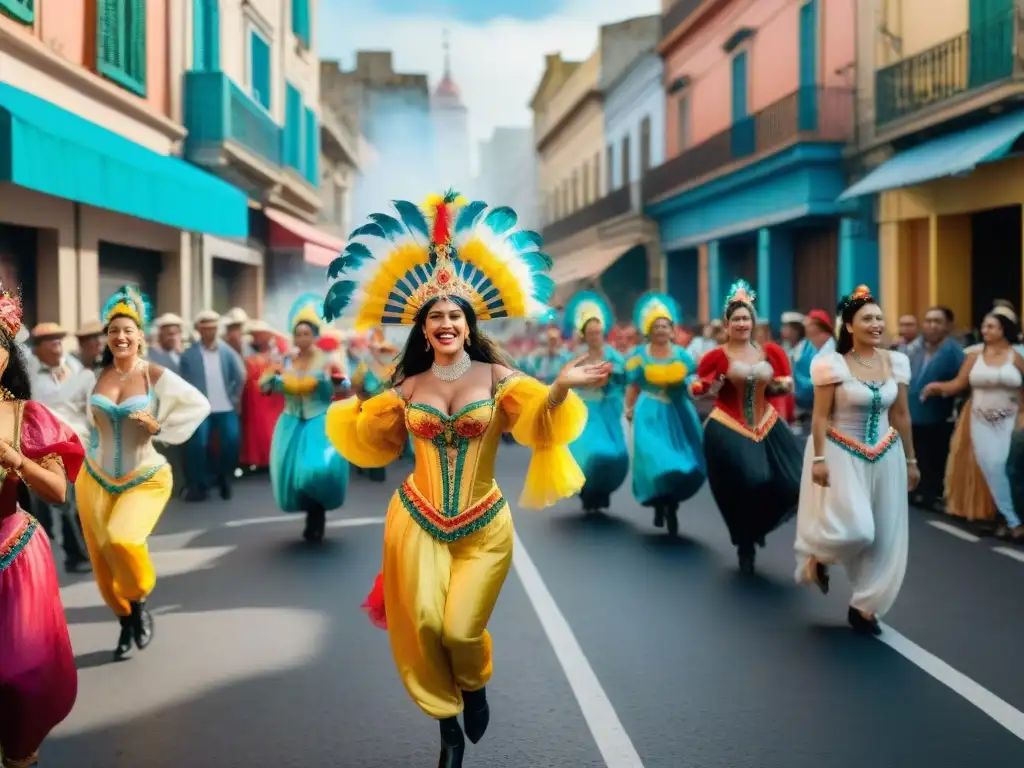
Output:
top-left (925, 520), bottom-right (981, 543)
top-left (992, 546), bottom-right (1024, 564)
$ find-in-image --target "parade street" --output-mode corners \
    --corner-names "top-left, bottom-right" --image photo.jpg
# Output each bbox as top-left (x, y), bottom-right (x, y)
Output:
top-left (48, 446), bottom-right (1024, 768)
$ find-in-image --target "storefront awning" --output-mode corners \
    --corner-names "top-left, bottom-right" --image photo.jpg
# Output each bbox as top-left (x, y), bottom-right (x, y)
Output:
top-left (0, 82), bottom-right (248, 237)
top-left (548, 241), bottom-right (638, 285)
top-left (265, 207), bottom-right (344, 267)
top-left (838, 110), bottom-right (1024, 201)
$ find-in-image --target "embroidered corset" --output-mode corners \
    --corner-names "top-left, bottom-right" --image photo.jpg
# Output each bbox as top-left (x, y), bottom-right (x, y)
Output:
top-left (402, 395), bottom-right (508, 542)
top-left (719, 359), bottom-right (774, 428)
top-left (87, 391), bottom-right (163, 490)
top-left (969, 354), bottom-right (1021, 421)
top-left (828, 376), bottom-right (899, 461)
top-left (280, 369), bottom-right (331, 420)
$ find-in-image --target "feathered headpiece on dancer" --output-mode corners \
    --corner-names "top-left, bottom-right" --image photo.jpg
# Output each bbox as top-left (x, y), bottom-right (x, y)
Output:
top-left (323, 189), bottom-right (555, 328)
top-left (563, 290), bottom-right (613, 337)
top-left (103, 285), bottom-right (152, 330)
top-left (723, 280), bottom-right (757, 319)
top-left (288, 293), bottom-right (325, 334)
top-left (633, 292), bottom-right (681, 337)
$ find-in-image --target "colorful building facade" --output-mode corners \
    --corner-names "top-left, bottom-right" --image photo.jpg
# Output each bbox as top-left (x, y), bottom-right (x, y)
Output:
top-left (843, 0), bottom-right (1024, 331)
top-left (649, 0), bottom-right (872, 325)
top-left (0, 0), bottom-right (248, 331)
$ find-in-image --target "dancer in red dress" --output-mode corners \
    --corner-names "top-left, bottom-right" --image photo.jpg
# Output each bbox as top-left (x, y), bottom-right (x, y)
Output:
top-left (238, 321), bottom-right (287, 470)
top-left (0, 282), bottom-right (85, 768)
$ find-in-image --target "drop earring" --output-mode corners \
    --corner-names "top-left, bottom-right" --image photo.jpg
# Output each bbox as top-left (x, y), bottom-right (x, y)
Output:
top-left (465, 337), bottom-right (471, 348)
top-left (425, 339), bottom-right (431, 352)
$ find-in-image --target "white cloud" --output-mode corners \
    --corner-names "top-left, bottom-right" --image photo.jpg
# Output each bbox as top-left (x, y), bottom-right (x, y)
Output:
top-left (318, 0), bottom-right (661, 169)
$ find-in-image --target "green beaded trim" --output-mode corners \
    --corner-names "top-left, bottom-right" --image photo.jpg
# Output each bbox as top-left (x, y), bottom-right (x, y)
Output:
top-left (85, 459), bottom-right (163, 494)
top-left (398, 484), bottom-right (507, 543)
top-left (0, 514), bottom-right (37, 573)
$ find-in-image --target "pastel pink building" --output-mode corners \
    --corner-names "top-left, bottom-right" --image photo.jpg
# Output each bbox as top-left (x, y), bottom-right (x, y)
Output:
top-left (644, 0), bottom-right (868, 325)
top-left (0, 0), bottom-right (247, 335)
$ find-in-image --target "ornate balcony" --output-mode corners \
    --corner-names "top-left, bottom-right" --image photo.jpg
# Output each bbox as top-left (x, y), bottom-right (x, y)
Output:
top-left (875, 9), bottom-right (1020, 127)
top-left (643, 86), bottom-right (853, 203)
top-left (183, 71), bottom-right (282, 188)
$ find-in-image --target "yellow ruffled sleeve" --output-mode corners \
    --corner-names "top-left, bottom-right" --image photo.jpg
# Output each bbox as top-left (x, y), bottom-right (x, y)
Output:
top-left (496, 374), bottom-right (588, 509)
top-left (325, 389), bottom-right (407, 468)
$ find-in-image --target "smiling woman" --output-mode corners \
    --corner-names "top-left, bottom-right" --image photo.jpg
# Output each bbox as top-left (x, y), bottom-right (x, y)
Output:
top-left (322, 191), bottom-right (609, 767)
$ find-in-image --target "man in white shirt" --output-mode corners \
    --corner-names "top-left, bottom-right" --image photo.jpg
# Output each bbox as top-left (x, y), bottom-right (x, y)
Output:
top-left (179, 310), bottom-right (244, 502)
top-left (27, 321), bottom-right (91, 572)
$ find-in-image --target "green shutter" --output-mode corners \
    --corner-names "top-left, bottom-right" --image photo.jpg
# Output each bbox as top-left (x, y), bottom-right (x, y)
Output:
top-left (97, 0), bottom-right (146, 96)
top-left (292, 0), bottom-right (311, 48)
top-left (0, 0), bottom-right (34, 24)
top-left (193, 0), bottom-right (219, 71)
top-left (250, 31), bottom-right (271, 109)
top-left (303, 106), bottom-right (318, 185)
top-left (285, 83), bottom-right (302, 169)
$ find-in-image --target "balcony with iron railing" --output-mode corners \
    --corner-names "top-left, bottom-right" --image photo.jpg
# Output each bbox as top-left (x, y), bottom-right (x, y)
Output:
top-left (541, 183), bottom-right (634, 245)
top-left (661, 0), bottom-right (704, 40)
top-left (183, 71), bottom-right (283, 171)
top-left (643, 86), bottom-right (853, 203)
top-left (875, 9), bottom-right (1022, 127)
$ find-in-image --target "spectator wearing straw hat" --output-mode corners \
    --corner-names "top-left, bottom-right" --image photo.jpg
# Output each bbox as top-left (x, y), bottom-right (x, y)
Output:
top-left (223, 307), bottom-right (252, 359)
top-left (73, 320), bottom-right (105, 372)
top-left (148, 313), bottom-right (185, 373)
top-left (178, 310), bottom-right (244, 501)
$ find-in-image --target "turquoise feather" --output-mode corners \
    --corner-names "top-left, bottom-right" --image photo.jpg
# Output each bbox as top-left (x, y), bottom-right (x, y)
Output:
top-left (328, 242), bottom-right (374, 278)
top-left (532, 274), bottom-right (555, 303)
top-left (102, 284), bottom-right (152, 329)
top-left (323, 281), bottom-right (356, 322)
top-left (288, 292), bottom-right (324, 331)
top-left (368, 213), bottom-right (404, 239)
top-left (392, 200), bottom-right (429, 239)
top-left (507, 230), bottom-right (542, 251)
top-left (633, 291), bottom-right (681, 331)
top-left (483, 206), bottom-right (517, 235)
top-left (455, 201), bottom-right (487, 232)
top-left (350, 222), bottom-right (386, 239)
top-left (562, 290), bottom-right (614, 336)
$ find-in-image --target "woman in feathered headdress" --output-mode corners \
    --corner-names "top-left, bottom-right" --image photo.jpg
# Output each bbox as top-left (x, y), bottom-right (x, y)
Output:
top-left (322, 190), bottom-right (610, 765)
top-left (77, 285), bottom-right (210, 661)
top-left (796, 286), bottom-right (917, 635)
top-left (560, 290), bottom-right (630, 514)
top-left (623, 293), bottom-right (706, 535)
top-left (259, 294), bottom-right (350, 543)
top-left (0, 281), bottom-right (85, 767)
top-left (689, 280), bottom-right (802, 574)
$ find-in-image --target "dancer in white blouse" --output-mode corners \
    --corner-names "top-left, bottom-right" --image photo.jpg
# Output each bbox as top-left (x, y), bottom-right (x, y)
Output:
top-left (794, 286), bottom-right (919, 635)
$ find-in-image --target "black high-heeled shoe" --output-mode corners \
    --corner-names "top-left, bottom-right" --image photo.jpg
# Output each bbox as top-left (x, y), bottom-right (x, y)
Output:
top-left (130, 600), bottom-right (153, 650)
top-left (664, 505), bottom-right (679, 537)
top-left (113, 615), bottom-right (133, 660)
top-left (847, 606), bottom-right (881, 636)
top-left (437, 717), bottom-right (465, 768)
top-left (737, 544), bottom-right (755, 575)
top-left (653, 506), bottom-right (664, 528)
top-left (303, 506), bottom-right (326, 543)
top-left (462, 686), bottom-right (490, 744)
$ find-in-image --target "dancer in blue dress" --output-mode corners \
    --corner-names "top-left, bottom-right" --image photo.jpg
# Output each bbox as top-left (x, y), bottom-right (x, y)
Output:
top-left (523, 325), bottom-right (572, 383)
top-left (624, 293), bottom-right (706, 536)
top-left (562, 290), bottom-right (630, 514)
top-left (260, 294), bottom-right (349, 543)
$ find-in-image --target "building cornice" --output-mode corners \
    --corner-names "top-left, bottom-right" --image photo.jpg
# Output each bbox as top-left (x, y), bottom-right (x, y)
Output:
top-left (0, 25), bottom-right (186, 143)
top-left (535, 89), bottom-right (602, 153)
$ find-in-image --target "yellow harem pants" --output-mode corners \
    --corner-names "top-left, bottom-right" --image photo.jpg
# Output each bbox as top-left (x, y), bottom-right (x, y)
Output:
top-left (76, 465), bottom-right (173, 617)
top-left (383, 489), bottom-right (514, 720)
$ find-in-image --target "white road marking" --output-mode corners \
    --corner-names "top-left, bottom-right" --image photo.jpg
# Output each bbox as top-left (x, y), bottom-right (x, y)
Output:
top-left (992, 546), bottom-right (1024, 564)
top-left (325, 516), bottom-right (385, 529)
top-left (512, 531), bottom-right (645, 768)
top-left (224, 513), bottom-right (305, 527)
top-left (926, 520), bottom-right (980, 543)
top-left (224, 513), bottom-right (385, 529)
top-left (877, 623), bottom-right (1024, 741)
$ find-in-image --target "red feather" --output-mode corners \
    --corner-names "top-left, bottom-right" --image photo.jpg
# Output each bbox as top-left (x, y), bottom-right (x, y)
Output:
top-left (432, 203), bottom-right (450, 246)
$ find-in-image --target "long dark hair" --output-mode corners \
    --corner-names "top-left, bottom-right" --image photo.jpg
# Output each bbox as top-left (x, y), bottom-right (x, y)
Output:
top-left (987, 312), bottom-right (1020, 345)
top-left (1, 333), bottom-right (32, 400)
top-left (99, 313), bottom-right (143, 368)
top-left (836, 294), bottom-right (878, 355)
top-left (392, 296), bottom-right (509, 385)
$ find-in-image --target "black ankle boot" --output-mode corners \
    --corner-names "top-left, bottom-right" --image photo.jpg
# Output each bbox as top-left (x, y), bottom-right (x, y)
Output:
top-left (114, 615), bottom-right (133, 660)
top-left (130, 600), bottom-right (153, 650)
top-left (653, 506), bottom-right (664, 528)
top-left (462, 686), bottom-right (490, 744)
top-left (847, 606), bottom-right (881, 636)
top-left (303, 506), bottom-right (326, 542)
top-left (437, 717), bottom-right (465, 768)
top-left (737, 544), bottom-right (755, 575)
top-left (664, 505), bottom-right (679, 537)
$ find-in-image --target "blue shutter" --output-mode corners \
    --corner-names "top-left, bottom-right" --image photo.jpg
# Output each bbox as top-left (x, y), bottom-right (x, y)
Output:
top-left (193, 0), bottom-right (220, 72)
top-left (798, 1), bottom-right (818, 131)
top-left (250, 30), bottom-right (271, 109)
top-left (730, 51), bottom-right (752, 157)
top-left (285, 83), bottom-right (302, 169)
top-left (292, 0), bottom-right (311, 48)
top-left (97, 0), bottom-right (146, 96)
top-left (0, 0), bottom-right (34, 24)
top-left (969, 0), bottom-right (1014, 88)
top-left (303, 106), bottom-right (319, 185)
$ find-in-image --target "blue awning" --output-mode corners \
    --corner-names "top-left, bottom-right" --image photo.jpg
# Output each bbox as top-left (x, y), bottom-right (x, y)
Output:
top-left (838, 109), bottom-right (1024, 201)
top-left (0, 82), bottom-right (248, 238)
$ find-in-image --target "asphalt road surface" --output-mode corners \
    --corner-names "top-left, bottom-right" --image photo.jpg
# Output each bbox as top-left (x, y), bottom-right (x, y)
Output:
top-left (46, 446), bottom-right (1024, 767)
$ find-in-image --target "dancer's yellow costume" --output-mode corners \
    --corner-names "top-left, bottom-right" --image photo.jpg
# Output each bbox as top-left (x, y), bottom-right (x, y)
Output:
top-left (323, 191), bottom-right (586, 719)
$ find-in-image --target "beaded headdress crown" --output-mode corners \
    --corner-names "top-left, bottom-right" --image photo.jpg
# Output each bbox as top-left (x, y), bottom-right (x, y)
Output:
top-left (634, 292), bottom-right (681, 336)
top-left (0, 282), bottom-right (23, 340)
top-left (563, 290), bottom-right (613, 337)
top-left (324, 189), bottom-right (555, 329)
top-left (724, 280), bottom-right (757, 315)
top-left (288, 293), bottom-right (324, 333)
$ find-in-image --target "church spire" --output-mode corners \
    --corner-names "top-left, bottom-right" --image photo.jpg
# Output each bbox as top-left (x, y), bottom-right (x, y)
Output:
top-left (442, 28), bottom-right (451, 78)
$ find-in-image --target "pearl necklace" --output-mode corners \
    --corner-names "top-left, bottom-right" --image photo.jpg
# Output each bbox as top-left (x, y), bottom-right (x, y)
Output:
top-left (431, 352), bottom-right (472, 382)
top-left (851, 350), bottom-right (877, 368)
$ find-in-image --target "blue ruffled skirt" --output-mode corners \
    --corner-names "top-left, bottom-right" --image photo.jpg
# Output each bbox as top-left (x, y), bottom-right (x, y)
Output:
top-left (631, 391), bottom-right (706, 506)
top-left (571, 396), bottom-right (629, 509)
top-left (270, 412), bottom-right (349, 512)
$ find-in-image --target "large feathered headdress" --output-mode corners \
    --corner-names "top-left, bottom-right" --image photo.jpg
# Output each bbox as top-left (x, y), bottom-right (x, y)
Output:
top-left (634, 292), bottom-right (680, 336)
top-left (324, 189), bottom-right (555, 329)
top-left (288, 293), bottom-right (324, 333)
top-left (723, 280), bottom-right (757, 318)
top-left (0, 282), bottom-right (23, 341)
top-left (563, 290), bottom-right (613, 337)
top-left (102, 285), bottom-right (151, 330)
